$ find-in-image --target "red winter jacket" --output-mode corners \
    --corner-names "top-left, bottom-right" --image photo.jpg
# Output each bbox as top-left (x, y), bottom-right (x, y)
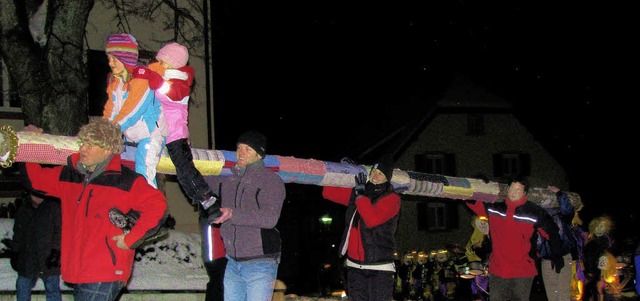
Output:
top-left (466, 196), bottom-right (562, 278)
top-left (322, 184), bottom-right (400, 263)
top-left (24, 154), bottom-right (167, 284)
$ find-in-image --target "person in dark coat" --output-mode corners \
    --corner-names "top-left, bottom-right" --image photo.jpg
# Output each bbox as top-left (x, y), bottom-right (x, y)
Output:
top-left (322, 154), bottom-right (401, 301)
top-left (199, 203), bottom-right (227, 301)
top-left (11, 189), bottom-right (62, 301)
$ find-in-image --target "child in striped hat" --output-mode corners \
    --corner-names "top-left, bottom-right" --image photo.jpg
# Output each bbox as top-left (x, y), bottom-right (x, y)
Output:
top-left (102, 33), bottom-right (167, 188)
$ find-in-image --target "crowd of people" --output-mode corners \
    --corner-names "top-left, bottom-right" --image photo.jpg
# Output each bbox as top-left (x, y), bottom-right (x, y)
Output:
top-left (0, 32), bottom-right (286, 301)
top-left (1, 31), bottom-right (638, 301)
top-left (392, 181), bottom-right (638, 301)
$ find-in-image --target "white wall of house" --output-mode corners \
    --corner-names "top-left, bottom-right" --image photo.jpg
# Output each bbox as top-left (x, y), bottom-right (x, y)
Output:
top-left (394, 112), bottom-right (568, 255)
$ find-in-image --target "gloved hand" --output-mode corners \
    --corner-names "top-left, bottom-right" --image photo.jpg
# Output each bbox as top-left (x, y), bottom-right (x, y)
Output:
top-left (199, 192), bottom-right (222, 224)
top-left (132, 66), bottom-right (164, 90)
top-left (205, 204), bottom-right (222, 225)
top-left (552, 257), bottom-right (565, 273)
top-left (46, 249), bottom-right (60, 268)
top-left (200, 192), bottom-right (219, 210)
top-left (125, 210), bottom-right (141, 225)
top-left (354, 172), bottom-right (367, 196)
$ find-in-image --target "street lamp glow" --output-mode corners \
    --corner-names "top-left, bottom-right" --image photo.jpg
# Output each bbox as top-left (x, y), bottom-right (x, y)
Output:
top-left (320, 214), bottom-right (332, 225)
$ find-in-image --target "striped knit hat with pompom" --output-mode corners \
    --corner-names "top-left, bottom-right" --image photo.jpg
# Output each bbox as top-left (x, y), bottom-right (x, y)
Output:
top-left (105, 33), bottom-right (139, 72)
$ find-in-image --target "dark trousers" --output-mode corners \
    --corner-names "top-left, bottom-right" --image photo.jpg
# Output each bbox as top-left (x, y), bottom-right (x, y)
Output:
top-left (204, 258), bottom-right (228, 301)
top-left (166, 138), bottom-right (212, 202)
top-left (347, 267), bottom-right (395, 301)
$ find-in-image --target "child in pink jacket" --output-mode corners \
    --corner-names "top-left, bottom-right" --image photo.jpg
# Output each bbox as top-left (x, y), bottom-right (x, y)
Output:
top-left (133, 42), bottom-right (221, 222)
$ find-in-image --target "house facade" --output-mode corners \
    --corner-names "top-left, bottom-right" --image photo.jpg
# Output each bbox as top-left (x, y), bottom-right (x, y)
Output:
top-left (392, 76), bottom-right (568, 255)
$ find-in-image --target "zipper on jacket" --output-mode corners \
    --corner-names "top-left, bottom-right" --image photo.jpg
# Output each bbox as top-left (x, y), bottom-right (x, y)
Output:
top-left (234, 182), bottom-right (242, 208)
top-left (85, 190), bottom-right (93, 217)
top-left (106, 236), bottom-right (117, 265)
top-left (254, 188), bottom-right (261, 209)
top-left (77, 172), bottom-right (91, 204)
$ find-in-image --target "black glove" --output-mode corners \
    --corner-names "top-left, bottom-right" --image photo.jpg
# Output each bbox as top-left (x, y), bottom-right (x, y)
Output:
top-left (200, 192), bottom-right (219, 210)
top-left (199, 192), bottom-right (222, 224)
top-left (354, 172), bottom-right (367, 196)
top-left (341, 157), bottom-right (358, 166)
top-left (205, 204), bottom-right (222, 224)
top-left (46, 249), bottom-right (60, 268)
top-left (126, 210), bottom-right (141, 225)
top-left (552, 257), bottom-right (564, 273)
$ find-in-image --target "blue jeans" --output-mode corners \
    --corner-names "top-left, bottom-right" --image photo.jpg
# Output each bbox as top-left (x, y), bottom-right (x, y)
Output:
top-left (16, 274), bottom-right (62, 301)
top-left (73, 281), bottom-right (124, 301)
top-left (224, 255), bottom-right (278, 301)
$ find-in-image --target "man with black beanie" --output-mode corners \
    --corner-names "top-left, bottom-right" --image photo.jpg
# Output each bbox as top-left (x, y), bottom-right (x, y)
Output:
top-left (322, 154), bottom-right (401, 301)
top-left (205, 130), bottom-right (286, 301)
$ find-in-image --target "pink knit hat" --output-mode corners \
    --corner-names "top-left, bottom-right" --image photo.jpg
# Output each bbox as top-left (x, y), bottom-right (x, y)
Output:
top-left (105, 33), bottom-right (139, 72)
top-left (156, 42), bottom-right (189, 68)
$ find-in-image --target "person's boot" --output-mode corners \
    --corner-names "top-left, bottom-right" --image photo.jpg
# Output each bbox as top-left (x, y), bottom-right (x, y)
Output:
top-left (200, 191), bottom-right (222, 224)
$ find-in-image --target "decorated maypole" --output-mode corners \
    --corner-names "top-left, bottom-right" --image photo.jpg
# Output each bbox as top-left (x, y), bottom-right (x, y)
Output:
top-left (0, 125), bottom-right (581, 209)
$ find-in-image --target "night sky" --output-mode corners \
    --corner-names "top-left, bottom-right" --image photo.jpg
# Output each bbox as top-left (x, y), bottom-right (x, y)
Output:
top-left (210, 2), bottom-right (634, 236)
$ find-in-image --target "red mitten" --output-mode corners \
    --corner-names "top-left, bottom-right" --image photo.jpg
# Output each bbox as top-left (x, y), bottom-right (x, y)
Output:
top-left (133, 66), bottom-right (164, 90)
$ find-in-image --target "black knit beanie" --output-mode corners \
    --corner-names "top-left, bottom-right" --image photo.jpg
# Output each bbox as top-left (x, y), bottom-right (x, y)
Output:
top-left (237, 130), bottom-right (267, 158)
top-left (373, 154), bottom-right (394, 180)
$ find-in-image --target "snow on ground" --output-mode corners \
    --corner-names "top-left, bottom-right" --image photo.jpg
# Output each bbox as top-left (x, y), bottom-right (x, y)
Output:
top-left (1, 218), bottom-right (343, 300)
top-left (1, 218), bottom-right (208, 291)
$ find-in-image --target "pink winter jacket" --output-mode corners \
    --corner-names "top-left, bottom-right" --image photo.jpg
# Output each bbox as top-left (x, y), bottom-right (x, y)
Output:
top-left (148, 62), bottom-right (195, 143)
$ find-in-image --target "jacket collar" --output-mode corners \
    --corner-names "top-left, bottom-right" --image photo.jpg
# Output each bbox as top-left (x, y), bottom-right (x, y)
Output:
top-left (233, 159), bottom-right (264, 175)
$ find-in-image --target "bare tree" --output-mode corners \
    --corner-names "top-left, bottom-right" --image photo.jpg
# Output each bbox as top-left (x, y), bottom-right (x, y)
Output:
top-left (0, 0), bottom-right (94, 135)
top-left (104, 0), bottom-right (206, 54)
top-left (0, 0), bottom-right (206, 135)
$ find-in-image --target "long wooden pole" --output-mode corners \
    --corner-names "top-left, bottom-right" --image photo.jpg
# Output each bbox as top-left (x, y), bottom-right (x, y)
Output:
top-left (0, 126), bottom-right (582, 209)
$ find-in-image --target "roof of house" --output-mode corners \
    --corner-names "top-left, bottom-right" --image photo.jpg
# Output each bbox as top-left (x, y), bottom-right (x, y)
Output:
top-left (348, 73), bottom-right (517, 163)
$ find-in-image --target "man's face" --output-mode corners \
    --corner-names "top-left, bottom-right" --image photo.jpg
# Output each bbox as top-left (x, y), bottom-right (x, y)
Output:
top-left (79, 142), bottom-right (112, 172)
top-left (236, 143), bottom-right (261, 167)
top-left (403, 254), bottom-right (413, 265)
top-left (507, 182), bottom-right (526, 201)
top-left (598, 255), bottom-right (608, 270)
top-left (594, 221), bottom-right (608, 237)
top-left (417, 252), bottom-right (428, 264)
top-left (436, 250), bottom-right (449, 263)
top-left (475, 218), bottom-right (489, 235)
top-left (369, 168), bottom-right (387, 185)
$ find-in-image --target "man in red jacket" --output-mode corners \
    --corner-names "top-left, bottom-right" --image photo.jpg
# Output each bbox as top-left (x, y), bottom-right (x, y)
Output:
top-left (21, 119), bottom-right (168, 301)
top-left (466, 176), bottom-right (564, 301)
